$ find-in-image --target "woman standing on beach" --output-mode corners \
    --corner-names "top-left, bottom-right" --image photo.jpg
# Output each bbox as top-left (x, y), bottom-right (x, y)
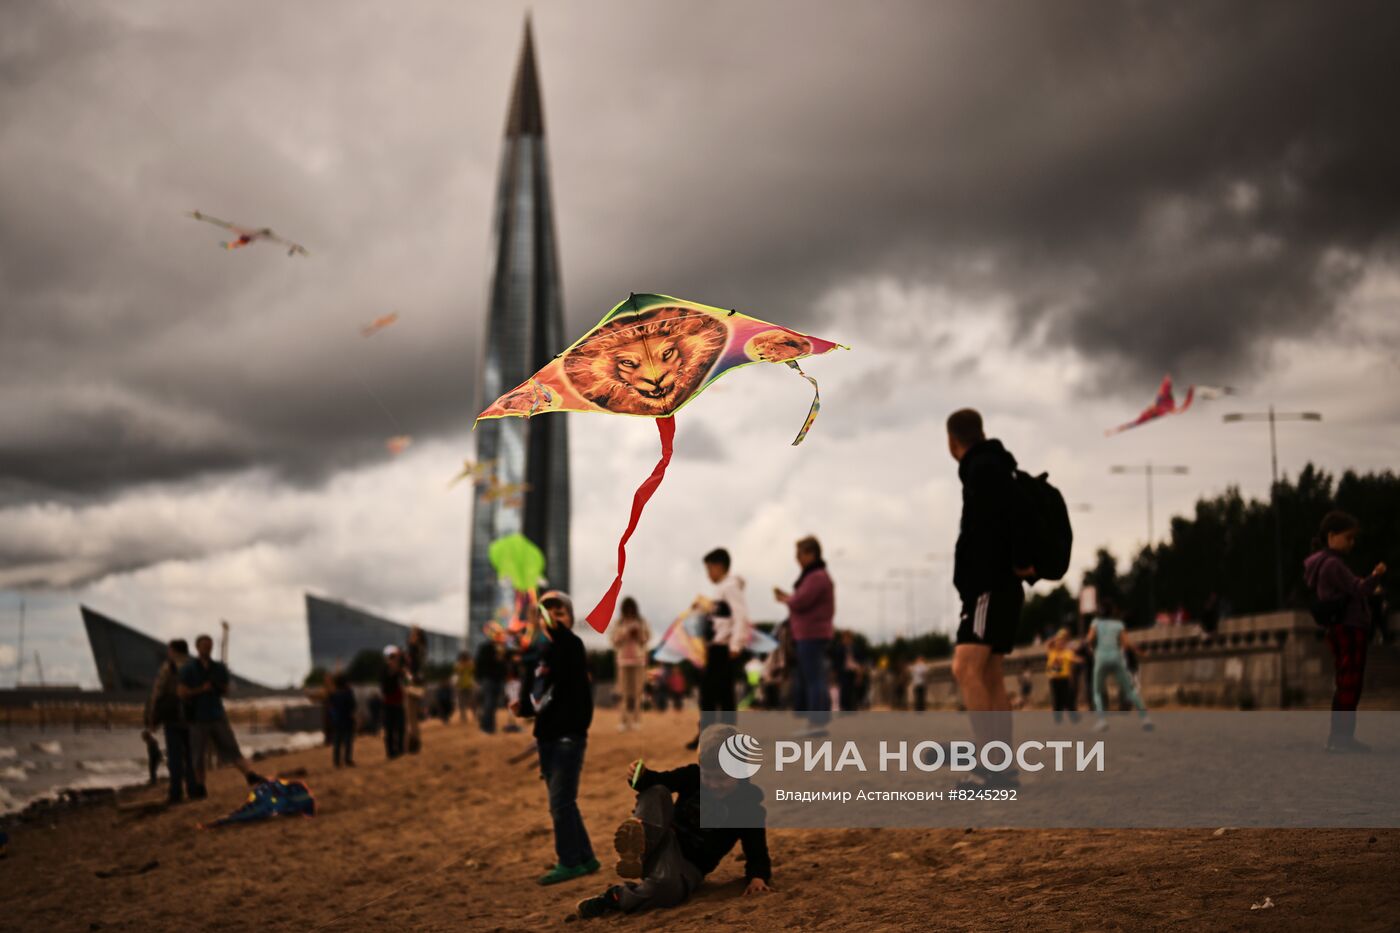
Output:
top-left (1304, 510), bottom-right (1387, 752)
top-left (610, 597), bottom-right (652, 732)
top-left (1086, 598), bottom-right (1152, 732)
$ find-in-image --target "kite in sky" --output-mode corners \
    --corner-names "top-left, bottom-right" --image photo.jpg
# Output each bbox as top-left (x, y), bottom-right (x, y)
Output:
top-left (188, 210), bottom-right (308, 256)
top-left (1105, 375), bottom-right (1234, 436)
top-left (477, 293), bottom-right (847, 632)
top-left (385, 435), bottom-right (413, 455)
top-left (360, 312), bottom-right (399, 337)
top-left (653, 604), bottom-right (779, 666)
top-left (448, 459), bottom-right (497, 489)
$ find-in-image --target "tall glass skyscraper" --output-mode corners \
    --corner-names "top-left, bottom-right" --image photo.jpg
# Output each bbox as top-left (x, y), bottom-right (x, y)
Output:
top-left (468, 20), bottom-right (570, 647)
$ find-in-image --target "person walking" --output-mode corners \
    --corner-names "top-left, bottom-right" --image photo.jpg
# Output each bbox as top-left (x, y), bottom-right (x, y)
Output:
top-left (475, 636), bottom-right (505, 734)
top-left (380, 646), bottom-right (407, 759)
top-left (1045, 629), bottom-right (1080, 723)
top-left (514, 591), bottom-right (600, 886)
top-left (1304, 510), bottom-right (1387, 752)
top-left (946, 408), bottom-right (1033, 788)
top-left (610, 597), bottom-right (652, 732)
top-left (328, 672), bottom-right (357, 767)
top-left (144, 639), bottom-right (198, 804)
top-left (404, 626), bottom-right (427, 754)
top-left (178, 634), bottom-right (266, 796)
top-left (774, 536), bottom-right (835, 722)
top-left (689, 548), bottom-right (750, 748)
top-left (1087, 598), bottom-right (1153, 731)
top-left (453, 651), bottom-right (476, 725)
top-left (909, 656), bottom-right (929, 712)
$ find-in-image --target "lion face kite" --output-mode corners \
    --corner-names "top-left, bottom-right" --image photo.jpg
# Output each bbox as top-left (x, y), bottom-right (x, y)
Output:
top-left (476, 293), bottom-right (847, 632)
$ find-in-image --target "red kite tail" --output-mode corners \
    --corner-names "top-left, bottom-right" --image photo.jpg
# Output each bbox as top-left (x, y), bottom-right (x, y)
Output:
top-left (585, 416), bottom-right (676, 633)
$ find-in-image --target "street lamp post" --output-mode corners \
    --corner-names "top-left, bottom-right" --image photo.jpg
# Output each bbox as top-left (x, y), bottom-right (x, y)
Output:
top-left (1222, 406), bottom-right (1323, 609)
top-left (1109, 462), bottom-right (1190, 622)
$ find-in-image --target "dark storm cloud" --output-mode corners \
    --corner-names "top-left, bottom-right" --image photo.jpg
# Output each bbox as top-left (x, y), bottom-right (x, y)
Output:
top-left (3, 0), bottom-right (1399, 514)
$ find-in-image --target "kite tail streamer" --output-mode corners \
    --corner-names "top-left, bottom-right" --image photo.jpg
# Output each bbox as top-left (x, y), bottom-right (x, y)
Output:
top-left (585, 416), bottom-right (676, 633)
top-left (787, 360), bottom-right (822, 446)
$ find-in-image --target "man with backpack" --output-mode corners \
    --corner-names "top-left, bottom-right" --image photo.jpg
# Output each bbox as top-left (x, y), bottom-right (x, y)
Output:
top-left (946, 408), bottom-right (1069, 788)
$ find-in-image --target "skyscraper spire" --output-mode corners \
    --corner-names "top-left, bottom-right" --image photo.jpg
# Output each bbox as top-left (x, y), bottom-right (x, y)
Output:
top-left (468, 18), bottom-right (570, 647)
top-left (505, 17), bottom-right (544, 137)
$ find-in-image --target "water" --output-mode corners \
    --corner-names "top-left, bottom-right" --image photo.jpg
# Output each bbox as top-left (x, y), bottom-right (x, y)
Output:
top-left (0, 726), bottom-right (324, 816)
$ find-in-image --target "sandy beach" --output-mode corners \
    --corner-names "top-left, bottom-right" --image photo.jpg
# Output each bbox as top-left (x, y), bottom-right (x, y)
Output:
top-left (2, 707), bottom-right (1398, 932)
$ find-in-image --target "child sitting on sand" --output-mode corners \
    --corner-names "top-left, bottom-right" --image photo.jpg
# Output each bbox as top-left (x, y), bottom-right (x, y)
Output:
top-left (576, 724), bottom-right (773, 919)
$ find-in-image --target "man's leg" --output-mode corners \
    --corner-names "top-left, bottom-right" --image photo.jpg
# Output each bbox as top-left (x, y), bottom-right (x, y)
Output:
top-left (952, 644), bottom-right (992, 710)
top-left (1113, 665), bottom-right (1149, 715)
top-left (189, 724), bottom-right (209, 788)
top-left (164, 724), bottom-right (187, 802)
top-left (479, 680), bottom-right (498, 734)
top-left (1092, 661), bottom-right (1111, 716)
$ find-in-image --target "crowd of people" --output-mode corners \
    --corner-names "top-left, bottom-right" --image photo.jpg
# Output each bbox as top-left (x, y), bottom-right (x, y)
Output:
top-left (137, 405), bottom-right (1388, 920)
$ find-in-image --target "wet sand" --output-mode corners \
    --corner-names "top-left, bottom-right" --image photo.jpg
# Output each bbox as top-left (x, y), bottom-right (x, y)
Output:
top-left (2, 708), bottom-right (1397, 932)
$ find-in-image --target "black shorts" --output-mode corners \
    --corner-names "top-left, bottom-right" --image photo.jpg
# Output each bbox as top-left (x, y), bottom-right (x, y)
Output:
top-left (191, 719), bottom-right (243, 765)
top-left (956, 589), bottom-right (1024, 655)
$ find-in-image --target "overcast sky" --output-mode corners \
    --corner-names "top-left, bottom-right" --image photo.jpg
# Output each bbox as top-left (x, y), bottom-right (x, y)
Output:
top-left (2, 1), bottom-right (1398, 687)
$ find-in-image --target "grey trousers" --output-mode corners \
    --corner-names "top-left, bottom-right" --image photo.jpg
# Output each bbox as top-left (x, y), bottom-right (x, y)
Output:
top-left (617, 786), bottom-right (704, 914)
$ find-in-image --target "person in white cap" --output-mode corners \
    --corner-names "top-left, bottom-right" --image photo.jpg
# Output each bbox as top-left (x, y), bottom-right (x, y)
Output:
top-left (513, 590), bottom-right (600, 885)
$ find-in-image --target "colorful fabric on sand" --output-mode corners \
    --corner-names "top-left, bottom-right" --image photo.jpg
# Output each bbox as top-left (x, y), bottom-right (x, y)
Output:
top-left (476, 293), bottom-right (847, 633)
top-left (203, 779), bottom-right (316, 828)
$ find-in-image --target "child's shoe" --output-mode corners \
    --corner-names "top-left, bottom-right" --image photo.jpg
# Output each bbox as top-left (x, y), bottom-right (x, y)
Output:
top-left (613, 818), bottom-right (647, 878)
top-left (577, 886), bottom-right (623, 919)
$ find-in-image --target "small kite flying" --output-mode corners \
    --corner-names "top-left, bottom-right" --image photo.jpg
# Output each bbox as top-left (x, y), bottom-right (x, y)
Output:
top-left (385, 435), bottom-right (413, 455)
top-left (360, 312), bottom-right (399, 337)
top-left (1106, 375), bottom-right (1234, 436)
top-left (188, 210), bottom-right (308, 256)
top-left (477, 292), bottom-right (847, 632)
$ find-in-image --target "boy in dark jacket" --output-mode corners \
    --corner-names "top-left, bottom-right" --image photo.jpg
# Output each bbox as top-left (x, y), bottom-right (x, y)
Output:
top-left (576, 724), bottom-right (773, 919)
top-left (514, 590), bottom-right (600, 886)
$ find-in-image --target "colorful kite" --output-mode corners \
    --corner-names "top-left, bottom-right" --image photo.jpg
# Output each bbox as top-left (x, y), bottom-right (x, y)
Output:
top-left (1105, 375), bottom-right (1234, 436)
top-left (360, 312), bottom-right (399, 337)
top-left (653, 605), bottom-right (779, 666)
top-left (202, 779), bottom-right (316, 828)
top-left (449, 459), bottom-right (497, 489)
top-left (476, 293), bottom-right (847, 633)
top-left (385, 435), bottom-right (413, 455)
top-left (187, 210), bottom-right (308, 257)
top-left (489, 534), bottom-right (546, 594)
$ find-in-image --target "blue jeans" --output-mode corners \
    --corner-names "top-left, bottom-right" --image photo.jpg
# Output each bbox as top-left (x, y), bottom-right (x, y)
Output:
top-left (537, 736), bottom-right (594, 868)
top-left (162, 723), bottom-right (197, 801)
top-left (477, 678), bottom-right (501, 734)
top-left (793, 638), bottom-right (831, 721)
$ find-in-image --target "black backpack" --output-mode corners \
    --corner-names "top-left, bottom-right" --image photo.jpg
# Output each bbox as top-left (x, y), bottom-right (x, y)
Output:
top-left (1013, 469), bottom-right (1073, 583)
top-left (1305, 554), bottom-right (1347, 628)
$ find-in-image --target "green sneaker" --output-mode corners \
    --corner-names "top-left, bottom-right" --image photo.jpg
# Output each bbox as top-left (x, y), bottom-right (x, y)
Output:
top-left (538, 858), bottom-right (601, 886)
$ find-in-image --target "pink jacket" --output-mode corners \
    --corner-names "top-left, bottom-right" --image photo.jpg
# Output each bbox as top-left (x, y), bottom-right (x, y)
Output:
top-left (787, 566), bottom-right (835, 641)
